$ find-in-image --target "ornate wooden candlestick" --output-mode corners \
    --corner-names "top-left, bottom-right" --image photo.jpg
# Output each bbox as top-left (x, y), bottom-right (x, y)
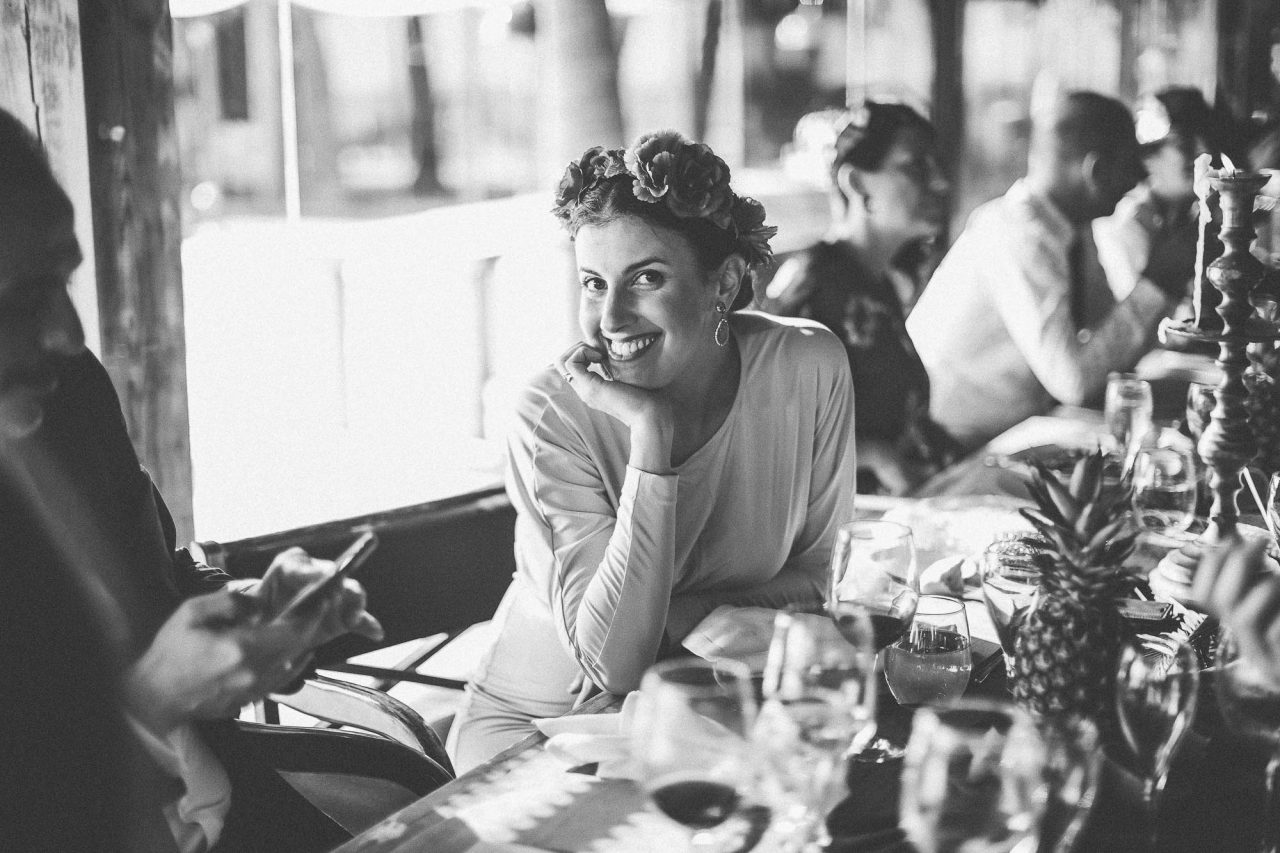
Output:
top-left (1155, 166), bottom-right (1279, 600)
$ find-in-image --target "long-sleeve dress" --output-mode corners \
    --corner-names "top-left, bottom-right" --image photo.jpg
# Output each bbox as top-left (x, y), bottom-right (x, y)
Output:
top-left (448, 312), bottom-right (857, 770)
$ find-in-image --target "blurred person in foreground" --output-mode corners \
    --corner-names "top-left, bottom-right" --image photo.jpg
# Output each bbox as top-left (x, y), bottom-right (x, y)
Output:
top-left (448, 132), bottom-right (856, 770)
top-left (1194, 538), bottom-right (1280, 685)
top-left (908, 90), bottom-right (1193, 451)
top-left (761, 103), bottom-right (960, 494)
top-left (0, 107), bottom-right (384, 852)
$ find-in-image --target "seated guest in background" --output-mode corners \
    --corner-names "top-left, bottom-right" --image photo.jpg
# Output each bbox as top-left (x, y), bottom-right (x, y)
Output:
top-left (0, 107), bottom-right (383, 852)
top-left (1096, 86), bottom-right (1224, 306)
top-left (761, 102), bottom-right (959, 494)
top-left (909, 90), bottom-right (1193, 451)
top-left (449, 132), bottom-right (856, 770)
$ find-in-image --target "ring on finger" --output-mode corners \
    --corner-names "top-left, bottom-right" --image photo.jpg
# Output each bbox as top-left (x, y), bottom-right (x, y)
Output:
top-left (563, 373), bottom-right (574, 383)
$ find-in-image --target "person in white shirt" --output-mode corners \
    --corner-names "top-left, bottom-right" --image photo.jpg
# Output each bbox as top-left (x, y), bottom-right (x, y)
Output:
top-left (908, 91), bottom-right (1194, 450)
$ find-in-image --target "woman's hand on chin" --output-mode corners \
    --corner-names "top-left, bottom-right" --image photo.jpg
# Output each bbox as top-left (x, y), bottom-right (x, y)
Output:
top-left (557, 341), bottom-right (674, 473)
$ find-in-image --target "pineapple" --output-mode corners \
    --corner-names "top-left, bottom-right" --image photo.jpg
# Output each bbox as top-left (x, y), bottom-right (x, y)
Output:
top-left (1012, 448), bottom-right (1141, 726)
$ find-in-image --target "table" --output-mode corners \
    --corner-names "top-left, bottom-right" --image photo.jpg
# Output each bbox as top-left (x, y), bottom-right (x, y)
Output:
top-left (334, 409), bottom-right (1272, 853)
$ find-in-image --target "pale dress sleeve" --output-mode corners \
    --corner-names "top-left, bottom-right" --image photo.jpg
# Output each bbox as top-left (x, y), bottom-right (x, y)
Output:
top-left (987, 210), bottom-right (1171, 406)
top-left (507, 392), bottom-right (678, 694)
top-left (665, 330), bottom-right (857, 640)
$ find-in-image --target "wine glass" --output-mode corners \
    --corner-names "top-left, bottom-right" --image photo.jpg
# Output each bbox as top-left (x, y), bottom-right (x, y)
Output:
top-left (1185, 381), bottom-right (1216, 444)
top-left (1105, 372), bottom-right (1154, 471)
top-left (1131, 446), bottom-right (1198, 539)
top-left (884, 595), bottom-right (972, 707)
top-left (899, 699), bottom-right (1048, 853)
top-left (1215, 628), bottom-right (1280, 853)
top-left (980, 539), bottom-right (1043, 680)
top-left (1114, 641), bottom-right (1199, 847)
top-left (827, 520), bottom-right (920, 760)
top-left (631, 657), bottom-right (756, 850)
top-left (827, 520), bottom-right (920, 652)
top-left (755, 609), bottom-right (878, 851)
top-left (1035, 717), bottom-right (1102, 853)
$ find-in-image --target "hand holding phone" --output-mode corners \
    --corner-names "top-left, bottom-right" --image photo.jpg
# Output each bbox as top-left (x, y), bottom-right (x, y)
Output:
top-left (273, 531), bottom-right (379, 623)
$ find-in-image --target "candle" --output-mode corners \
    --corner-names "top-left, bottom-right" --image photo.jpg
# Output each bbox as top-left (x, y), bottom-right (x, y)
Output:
top-left (1192, 152), bottom-right (1213, 329)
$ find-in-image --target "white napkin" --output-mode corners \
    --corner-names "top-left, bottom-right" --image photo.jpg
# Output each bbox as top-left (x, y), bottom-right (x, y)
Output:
top-left (681, 604), bottom-right (779, 672)
top-left (920, 555), bottom-right (967, 596)
top-left (533, 692), bottom-right (645, 779)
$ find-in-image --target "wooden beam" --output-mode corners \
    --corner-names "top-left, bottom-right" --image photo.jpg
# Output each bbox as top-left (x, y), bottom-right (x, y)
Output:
top-left (78, 0), bottom-right (194, 542)
top-left (929, 0), bottom-right (964, 241)
top-left (0, 0), bottom-right (100, 355)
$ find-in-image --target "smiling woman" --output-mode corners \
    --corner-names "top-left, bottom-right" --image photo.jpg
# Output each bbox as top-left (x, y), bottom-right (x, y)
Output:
top-left (447, 131), bottom-right (859, 771)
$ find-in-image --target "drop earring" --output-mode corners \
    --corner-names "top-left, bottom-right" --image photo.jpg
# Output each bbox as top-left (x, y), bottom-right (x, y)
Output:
top-left (714, 301), bottom-right (730, 347)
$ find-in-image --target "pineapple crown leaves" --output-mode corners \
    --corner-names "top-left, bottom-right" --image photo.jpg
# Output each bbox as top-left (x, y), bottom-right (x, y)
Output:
top-left (1018, 447), bottom-right (1140, 584)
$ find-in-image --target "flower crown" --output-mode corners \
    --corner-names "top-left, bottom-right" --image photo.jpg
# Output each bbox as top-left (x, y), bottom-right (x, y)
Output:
top-left (551, 131), bottom-right (778, 268)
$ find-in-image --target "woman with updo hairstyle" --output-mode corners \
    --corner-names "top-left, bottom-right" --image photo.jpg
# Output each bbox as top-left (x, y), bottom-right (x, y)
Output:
top-left (762, 102), bottom-right (959, 494)
top-left (448, 132), bottom-right (856, 769)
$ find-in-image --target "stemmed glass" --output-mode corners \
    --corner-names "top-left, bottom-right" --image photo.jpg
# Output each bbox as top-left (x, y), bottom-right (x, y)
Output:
top-left (631, 658), bottom-right (756, 850)
top-left (1105, 372), bottom-right (1154, 472)
top-left (1114, 642), bottom-right (1200, 848)
top-left (1185, 381), bottom-right (1216, 444)
top-left (827, 520), bottom-right (920, 760)
top-left (980, 539), bottom-right (1043, 680)
top-left (755, 609), bottom-right (878, 851)
top-left (1131, 446), bottom-right (1199, 539)
top-left (884, 595), bottom-right (971, 708)
top-left (1215, 628), bottom-right (1280, 853)
top-left (1035, 717), bottom-right (1102, 853)
top-left (828, 520), bottom-right (920, 652)
top-left (899, 699), bottom-right (1048, 853)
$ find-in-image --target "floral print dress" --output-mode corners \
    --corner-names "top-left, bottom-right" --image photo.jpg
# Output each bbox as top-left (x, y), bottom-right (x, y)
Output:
top-left (760, 239), bottom-right (958, 491)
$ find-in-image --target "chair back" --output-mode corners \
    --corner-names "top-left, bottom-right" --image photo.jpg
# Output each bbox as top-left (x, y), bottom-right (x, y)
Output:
top-left (194, 486), bottom-right (517, 665)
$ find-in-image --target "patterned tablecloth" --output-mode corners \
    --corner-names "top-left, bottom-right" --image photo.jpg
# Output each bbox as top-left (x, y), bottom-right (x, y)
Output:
top-left (332, 691), bottom-right (732, 853)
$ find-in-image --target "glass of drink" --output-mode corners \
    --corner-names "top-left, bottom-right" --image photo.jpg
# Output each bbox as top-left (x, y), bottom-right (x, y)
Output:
top-left (631, 658), bottom-right (756, 850)
top-left (1185, 381), bottom-right (1216, 443)
top-left (1215, 629), bottom-right (1280, 853)
top-left (1036, 716), bottom-right (1102, 853)
top-left (1105, 372), bottom-right (1154, 470)
top-left (755, 609), bottom-right (878, 850)
top-left (1115, 642), bottom-right (1199, 848)
top-left (827, 520), bottom-right (920, 652)
top-left (827, 520), bottom-right (920, 761)
top-left (1131, 446), bottom-right (1198, 537)
top-left (884, 595), bottom-right (972, 708)
top-left (979, 539), bottom-right (1042, 680)
top-left (899, 699), bottom-right (1047, 853)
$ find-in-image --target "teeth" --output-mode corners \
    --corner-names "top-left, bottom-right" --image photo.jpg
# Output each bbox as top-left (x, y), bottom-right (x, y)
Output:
top-left (606, 334), bottom-right (658, 361)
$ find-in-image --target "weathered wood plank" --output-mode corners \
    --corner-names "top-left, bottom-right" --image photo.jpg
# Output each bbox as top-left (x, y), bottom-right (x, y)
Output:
top-left (1, 0), bottom-right (101, 354)
top-left (79, 0), bottom-right (194, 541)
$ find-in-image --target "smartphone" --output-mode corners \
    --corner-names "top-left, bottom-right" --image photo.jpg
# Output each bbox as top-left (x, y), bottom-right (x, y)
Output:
top-left (1117, 599), bottom-right (1176, 626)
top-left (273, 531), bottom-right (379, 622)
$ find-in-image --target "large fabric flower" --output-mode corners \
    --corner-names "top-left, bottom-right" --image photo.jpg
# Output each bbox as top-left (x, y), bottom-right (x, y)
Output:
top-left (665, 142), bottom-right (734, 228)
top-left (625, 131), bottom-right (687, 203)
top-left (730, 195), bottom-right (777, 267)
top-left (552, 147), bottom-right (628, 220)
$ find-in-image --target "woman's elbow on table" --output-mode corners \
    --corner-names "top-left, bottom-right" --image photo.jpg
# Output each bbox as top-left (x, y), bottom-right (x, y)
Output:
top-left (577, 654), bottom-right (647, 695)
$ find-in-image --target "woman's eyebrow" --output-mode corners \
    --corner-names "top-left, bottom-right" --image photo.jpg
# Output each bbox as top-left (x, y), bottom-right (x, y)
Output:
top-left (578, 256), bottom-right (671, 278)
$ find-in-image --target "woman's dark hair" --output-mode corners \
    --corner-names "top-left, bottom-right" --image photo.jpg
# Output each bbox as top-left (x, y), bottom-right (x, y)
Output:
top-left (566, 175), bottom-right (755, 311)
top-left (831, 101), bottom-right (936, 182)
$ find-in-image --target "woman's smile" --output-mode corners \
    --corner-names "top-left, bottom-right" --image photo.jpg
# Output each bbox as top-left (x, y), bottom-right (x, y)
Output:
top-left (604, 333), bottom-right (660, 362)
